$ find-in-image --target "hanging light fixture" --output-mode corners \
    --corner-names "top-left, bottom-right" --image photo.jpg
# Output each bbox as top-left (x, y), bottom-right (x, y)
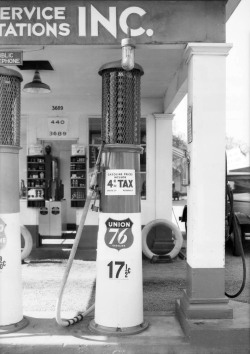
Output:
top-left (23, 70), bottom-right (51, 93)
top-left (121, 28), bottom-right (136, 71)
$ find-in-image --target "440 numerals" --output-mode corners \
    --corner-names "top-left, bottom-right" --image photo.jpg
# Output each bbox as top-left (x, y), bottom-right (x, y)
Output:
top-left (107, 261), bottom-right (131, 279)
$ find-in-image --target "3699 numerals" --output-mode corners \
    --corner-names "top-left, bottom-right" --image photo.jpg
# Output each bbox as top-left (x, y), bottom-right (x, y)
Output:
top-left (52, 106), bottom-right (63, 111)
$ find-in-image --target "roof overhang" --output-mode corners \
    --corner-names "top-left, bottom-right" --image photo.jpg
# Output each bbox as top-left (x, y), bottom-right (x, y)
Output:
top-left (226, 0), bottom-right (242, 21)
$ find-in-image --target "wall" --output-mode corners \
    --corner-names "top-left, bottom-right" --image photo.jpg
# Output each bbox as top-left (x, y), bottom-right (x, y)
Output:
top-left (226, 0), bottom-right (250, 145)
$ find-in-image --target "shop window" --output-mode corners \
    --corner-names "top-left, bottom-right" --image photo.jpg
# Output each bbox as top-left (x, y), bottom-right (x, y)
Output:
top-left (89, 117), bottom-right (147, 199)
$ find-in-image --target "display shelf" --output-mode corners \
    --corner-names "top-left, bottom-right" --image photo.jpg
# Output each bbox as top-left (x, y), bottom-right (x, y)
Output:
top-left (27, 155), bottom-right (46, 207)
top-left (70, 155), bottom-right (86, 207)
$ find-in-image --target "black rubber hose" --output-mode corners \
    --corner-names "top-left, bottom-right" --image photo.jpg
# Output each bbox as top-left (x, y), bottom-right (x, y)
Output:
top-left (225, 184), bottom-right (247, 298)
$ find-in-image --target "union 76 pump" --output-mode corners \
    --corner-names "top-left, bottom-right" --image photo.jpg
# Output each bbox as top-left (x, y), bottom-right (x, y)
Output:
top-left (0, 67), bottom-right (27, 331)
top-left (89, 61), bottom-right (147, 334)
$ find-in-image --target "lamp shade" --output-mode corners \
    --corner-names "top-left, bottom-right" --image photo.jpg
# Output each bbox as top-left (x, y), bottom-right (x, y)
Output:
top-left (23, 70), bottom-right (51, 93)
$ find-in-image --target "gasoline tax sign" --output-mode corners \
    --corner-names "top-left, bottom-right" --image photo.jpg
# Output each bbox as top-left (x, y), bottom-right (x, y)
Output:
top-left (105, 169), bottom-right (135, 195)
top-left (47, 118), bottom-right (68, 139)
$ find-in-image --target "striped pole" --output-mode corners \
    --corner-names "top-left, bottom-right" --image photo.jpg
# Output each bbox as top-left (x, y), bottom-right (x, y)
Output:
top-left (0, 67), bottom-right (27, 332)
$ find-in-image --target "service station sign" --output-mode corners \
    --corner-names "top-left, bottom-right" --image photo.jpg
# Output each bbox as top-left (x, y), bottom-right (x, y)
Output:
top-left (0, 1), bottom-right (225, 45)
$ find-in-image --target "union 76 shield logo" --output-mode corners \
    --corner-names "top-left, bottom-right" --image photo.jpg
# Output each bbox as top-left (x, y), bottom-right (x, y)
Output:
top-left (104, 218), bottom-right (134, 251)
top-left (0, 217), bottom-right (7, 250)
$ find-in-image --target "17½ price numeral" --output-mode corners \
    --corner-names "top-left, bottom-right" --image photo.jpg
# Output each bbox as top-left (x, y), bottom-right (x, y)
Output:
top-left (107, 261), bottom-right (131, 279)
top-left (107, 261), bottom-right (124, 278)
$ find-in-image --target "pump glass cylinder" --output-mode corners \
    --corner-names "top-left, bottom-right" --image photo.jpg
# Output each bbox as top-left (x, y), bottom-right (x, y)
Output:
top-left (121, 45), bottom-right (135, 71)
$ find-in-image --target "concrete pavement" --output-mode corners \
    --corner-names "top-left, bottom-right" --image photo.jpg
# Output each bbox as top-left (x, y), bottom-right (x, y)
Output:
top-left (0, 301), bottom-right (250, 354)
top-left (1, 198), bottom-right (250, 353)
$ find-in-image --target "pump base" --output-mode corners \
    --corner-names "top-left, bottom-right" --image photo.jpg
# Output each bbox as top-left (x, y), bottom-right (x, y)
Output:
top-left (0, 317), bottom-right (29, 334)
top-left (89, 320), bottom-right (148, 335)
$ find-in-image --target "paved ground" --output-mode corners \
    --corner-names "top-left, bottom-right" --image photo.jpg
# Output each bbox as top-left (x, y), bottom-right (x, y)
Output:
top-left (1, 198), bottom-right (250, 353)
top-left (1, 304), bottom-right (250, 354)
top-left (1, 240), bottom-right (249, 353)
top-left (17, 242), bottom-right (250, 314)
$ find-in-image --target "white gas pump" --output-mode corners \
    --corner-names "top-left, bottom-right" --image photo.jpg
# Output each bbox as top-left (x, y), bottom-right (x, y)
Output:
top-left (89, 62), bottom-right (147, 334)
top-left (56, 57), bottom-right (147, 334)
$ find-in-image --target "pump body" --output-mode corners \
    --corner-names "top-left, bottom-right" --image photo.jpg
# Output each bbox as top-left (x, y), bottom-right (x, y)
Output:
top-left (0, 67), bottom-right (26, 329)
top-left (89, 62), bottom-right (147, 334)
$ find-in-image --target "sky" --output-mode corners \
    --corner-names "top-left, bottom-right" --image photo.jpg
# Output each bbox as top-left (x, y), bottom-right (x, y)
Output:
top-left (173, 0), bottom-right (250, 148)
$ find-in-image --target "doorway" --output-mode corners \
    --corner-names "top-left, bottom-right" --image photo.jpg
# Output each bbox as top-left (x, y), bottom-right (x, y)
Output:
top-left (42, 139), bottom-right (78, 226)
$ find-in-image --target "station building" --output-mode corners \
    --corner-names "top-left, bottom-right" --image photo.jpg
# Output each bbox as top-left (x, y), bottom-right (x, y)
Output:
top-left (0, 0), bottom-right (242, 335)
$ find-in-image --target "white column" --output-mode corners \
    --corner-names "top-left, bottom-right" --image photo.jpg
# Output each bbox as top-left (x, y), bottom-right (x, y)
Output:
top-left (176, 43), bottom-right (233, 321)
top-left (153, 113), bottom-right (174, 221)
top-left (187, 44), bottom-right (232, 269)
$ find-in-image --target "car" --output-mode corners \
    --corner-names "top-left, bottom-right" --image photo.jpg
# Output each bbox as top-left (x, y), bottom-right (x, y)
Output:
top-left (226, 171), bottom-right (250, 256)
top-left (179, 171), bottom-right (250, 256)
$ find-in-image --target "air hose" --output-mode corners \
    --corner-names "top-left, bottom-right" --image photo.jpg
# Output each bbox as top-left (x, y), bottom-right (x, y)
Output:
top-left (225, 183), bottom-right (246, 298)
top-left (55, 144), bottom-right (104, 327)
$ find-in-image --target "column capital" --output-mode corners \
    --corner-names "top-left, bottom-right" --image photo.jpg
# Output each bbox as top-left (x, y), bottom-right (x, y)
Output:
top-left (153, 113), bottom-right (174, 121)
top-left (185, 43), bottom-right (232, 64)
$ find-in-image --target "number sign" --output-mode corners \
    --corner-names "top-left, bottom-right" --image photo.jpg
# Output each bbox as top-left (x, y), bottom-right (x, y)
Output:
top-left (48, 118), bottom-right (68, 138)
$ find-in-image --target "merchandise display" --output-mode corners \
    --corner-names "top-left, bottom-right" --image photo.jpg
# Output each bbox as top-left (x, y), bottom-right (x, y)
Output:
top-left (70, 155), bottom-right (86, 207)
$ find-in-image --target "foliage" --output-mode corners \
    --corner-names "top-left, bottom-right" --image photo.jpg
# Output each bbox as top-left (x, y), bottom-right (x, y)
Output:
top-left (226, 136), bottom-right (249, 154)
top-left (172, 134), bottom-right (187, 178)
top-left (173, 134), bottom-right (187, 150)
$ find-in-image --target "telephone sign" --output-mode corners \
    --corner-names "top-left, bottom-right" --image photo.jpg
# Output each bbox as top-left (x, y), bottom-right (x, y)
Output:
top-left (0, 51), bottom-right (23, 65)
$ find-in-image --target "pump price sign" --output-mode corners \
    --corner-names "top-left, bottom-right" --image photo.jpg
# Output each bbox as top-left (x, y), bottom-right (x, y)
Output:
top-left (105, 169), bottom-right (135, 195)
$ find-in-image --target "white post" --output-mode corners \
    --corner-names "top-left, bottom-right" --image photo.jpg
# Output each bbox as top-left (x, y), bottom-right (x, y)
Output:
top-left (176, 43), bottom-right (233, 321)
top-left (153, 113), bottom-right (174, 221)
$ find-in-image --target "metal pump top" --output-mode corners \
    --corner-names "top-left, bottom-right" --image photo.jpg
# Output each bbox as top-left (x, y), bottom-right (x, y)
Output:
top-left (99, 60), bottom-right (144, 145)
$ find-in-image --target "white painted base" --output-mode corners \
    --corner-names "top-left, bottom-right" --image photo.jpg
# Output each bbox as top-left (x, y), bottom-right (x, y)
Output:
top-left (94, 212), bottom-right (143, 328)
top-left (0, 213), bottom-right (23, 326)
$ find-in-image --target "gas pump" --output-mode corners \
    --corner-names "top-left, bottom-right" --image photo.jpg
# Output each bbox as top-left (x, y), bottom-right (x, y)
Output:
top-left (89, 62), bottom-right (147, 334)
top-left (56, 52), bottom-right (148, 334)
top-left (0, 67), bottom-right (28, 332)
